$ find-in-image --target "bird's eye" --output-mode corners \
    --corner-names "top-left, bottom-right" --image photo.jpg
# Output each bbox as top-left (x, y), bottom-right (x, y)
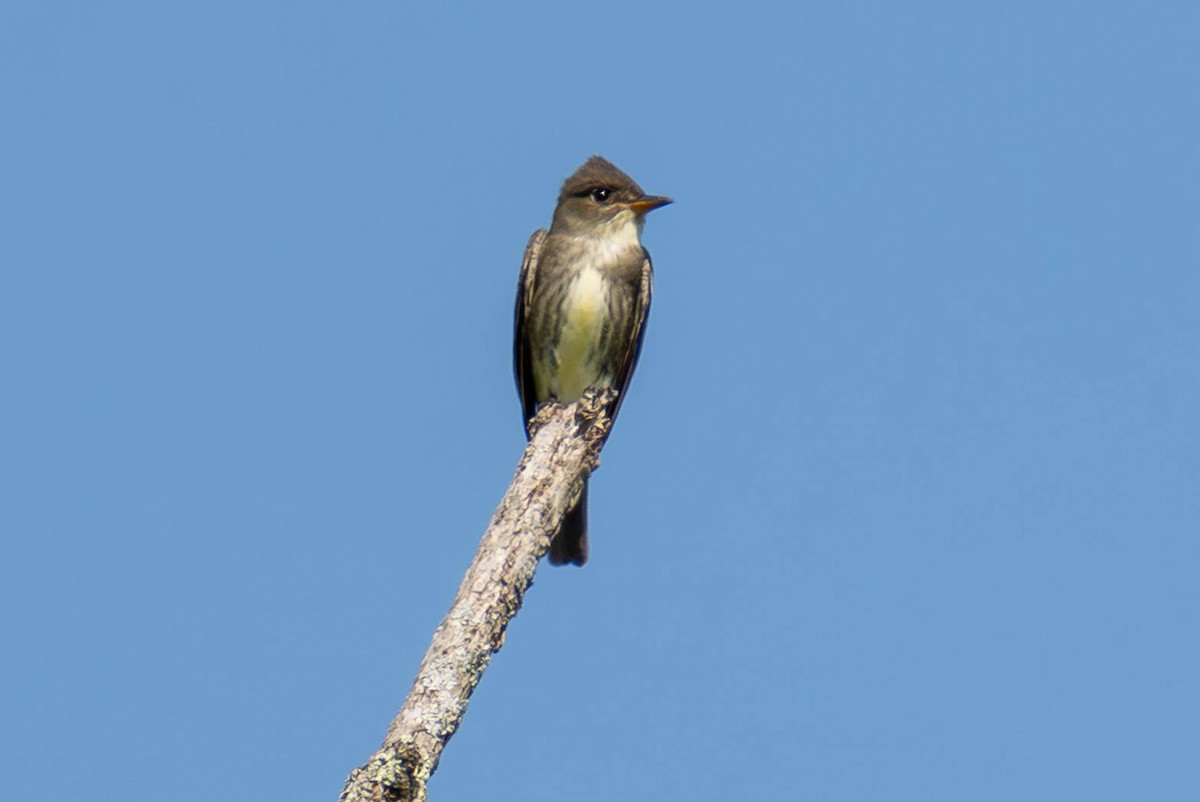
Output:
top-left (590, 187), bottom-right (612, 203)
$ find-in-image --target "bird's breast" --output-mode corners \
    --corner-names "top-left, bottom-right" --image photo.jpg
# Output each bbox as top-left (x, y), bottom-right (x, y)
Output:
top-left (553, 266), bottom-right (610, 401)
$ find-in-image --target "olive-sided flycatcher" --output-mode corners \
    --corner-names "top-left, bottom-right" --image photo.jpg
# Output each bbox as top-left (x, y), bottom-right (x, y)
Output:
top-left (513, 155), bottom-right (671, 566)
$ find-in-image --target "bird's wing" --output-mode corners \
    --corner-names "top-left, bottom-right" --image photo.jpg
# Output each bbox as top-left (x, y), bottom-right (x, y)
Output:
top-left (608, 248), bottom-right (654, 425)
top-left (513, 228), bottom-right (548, 436)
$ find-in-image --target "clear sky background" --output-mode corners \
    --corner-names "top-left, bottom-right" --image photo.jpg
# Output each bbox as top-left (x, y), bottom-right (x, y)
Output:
top-left (2, 2), bottom-right (1197, 800)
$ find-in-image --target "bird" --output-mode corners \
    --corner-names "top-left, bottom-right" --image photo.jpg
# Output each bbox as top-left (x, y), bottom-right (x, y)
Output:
top-left (513, 155), bottom-right (671, 566)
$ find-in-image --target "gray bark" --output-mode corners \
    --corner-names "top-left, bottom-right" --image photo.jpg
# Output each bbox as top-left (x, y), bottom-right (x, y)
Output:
top-left (337, 391), bottom-right (616, 802)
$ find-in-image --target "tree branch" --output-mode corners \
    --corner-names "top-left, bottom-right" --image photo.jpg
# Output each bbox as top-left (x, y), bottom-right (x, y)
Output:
top-left (337, 390), bottom-right (617, 802)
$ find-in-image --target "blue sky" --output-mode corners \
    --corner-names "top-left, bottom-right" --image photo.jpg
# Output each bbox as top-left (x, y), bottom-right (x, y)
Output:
top-left (2, 2), bottom-right (1197, 799)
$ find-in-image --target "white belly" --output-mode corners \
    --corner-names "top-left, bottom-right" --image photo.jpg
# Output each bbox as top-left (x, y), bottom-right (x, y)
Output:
top-left (554, 267), bottom-right (610, 401)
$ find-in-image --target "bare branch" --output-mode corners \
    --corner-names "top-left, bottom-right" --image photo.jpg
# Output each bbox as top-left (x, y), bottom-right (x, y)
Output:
top-left (337, 390), bottom-right (617, 802)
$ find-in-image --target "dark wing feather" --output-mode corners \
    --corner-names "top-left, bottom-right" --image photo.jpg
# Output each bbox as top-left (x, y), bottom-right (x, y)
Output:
top-left (607, 248), bottom-right (654, 425)
top-left (513, 229), bottom-right (547, 437)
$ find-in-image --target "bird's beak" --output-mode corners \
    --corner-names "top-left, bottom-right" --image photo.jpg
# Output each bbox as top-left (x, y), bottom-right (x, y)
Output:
top-left (629, 195), bottom-right (673, 215)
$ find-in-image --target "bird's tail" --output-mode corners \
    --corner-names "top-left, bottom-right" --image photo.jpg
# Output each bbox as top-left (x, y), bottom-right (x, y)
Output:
top-left (548, 480), bottom-right (588, 567)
